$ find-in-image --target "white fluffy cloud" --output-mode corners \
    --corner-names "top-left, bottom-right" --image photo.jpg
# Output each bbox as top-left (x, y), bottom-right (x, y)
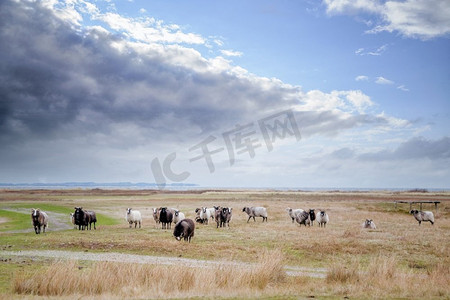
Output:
top-left (324, 0), bottom-right (450, 39)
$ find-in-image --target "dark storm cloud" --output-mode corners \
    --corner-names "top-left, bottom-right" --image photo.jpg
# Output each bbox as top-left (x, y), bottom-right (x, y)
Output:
top-left (0, 0), bottom-right (302, 147)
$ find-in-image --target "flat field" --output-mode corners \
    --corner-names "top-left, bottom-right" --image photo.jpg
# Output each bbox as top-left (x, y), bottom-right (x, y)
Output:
top-left (0, 189), bottom-right (449, 299)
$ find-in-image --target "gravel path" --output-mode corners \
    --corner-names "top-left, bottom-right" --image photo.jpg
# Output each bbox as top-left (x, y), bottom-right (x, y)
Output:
top-left (0, 250), bottom-right (327, 278)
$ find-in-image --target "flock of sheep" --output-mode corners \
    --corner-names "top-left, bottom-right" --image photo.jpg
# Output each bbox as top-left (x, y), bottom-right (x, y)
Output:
top-left (30, 206), bottom-right (436, 241)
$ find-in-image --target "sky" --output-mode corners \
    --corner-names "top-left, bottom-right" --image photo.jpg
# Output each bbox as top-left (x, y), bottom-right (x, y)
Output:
top-left (0, 0), bottom-right (449, 189)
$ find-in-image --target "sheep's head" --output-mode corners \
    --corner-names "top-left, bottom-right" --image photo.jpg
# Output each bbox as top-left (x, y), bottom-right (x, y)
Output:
top-left (126, 208), bottom-right (132, 215)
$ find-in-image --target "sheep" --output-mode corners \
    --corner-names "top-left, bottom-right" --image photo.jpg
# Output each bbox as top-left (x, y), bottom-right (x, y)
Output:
top-left (362, 219), bottom-right (376, 229)
top-left (217, 207), bottom-right (231, 228)
top-left (173, 210), bottom-right (186, 224)
top-left (208, 206), bottom-right (218, 221)
top-left (126, 208), bottom-right (142, 228)
top-left (295, 210), bottom-right (310, 227)
top-left (242, 207), bottom-right (267, 223)
top-left (70, 213), bottom-right (76, 229)
top-left (159, 207), bottom-right (173, 229)
top-left (286, 208), bottom-right (304, 223)
top-left (309, 209), bottom-right (316, 226)
top-left (226, 207), bottom-right (233, 226)
top-left (200, 207), bottom-right (211, 224)
top-left (316, 210), bottom-right (329, 228)
top-left (410, 210), bottom-right (434, 225)
top-left (31, 208), bottom-right (49, 234)
top-left (173, 218), bottom-right (195, 242)
top-left (74, 207), bottom-right (96, 230)
top-left (194, 208), bottom-right (204, 224)
top-left (153, 208), bottom-right (160, 225)
top-left (214, 206), bottom-right (222, 228)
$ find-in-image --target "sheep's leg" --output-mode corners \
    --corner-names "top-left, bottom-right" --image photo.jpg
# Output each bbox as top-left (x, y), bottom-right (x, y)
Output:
top-left (247, 216), bottom-right (252, 223)
top-left (139, 221), bottom-right (141, 228)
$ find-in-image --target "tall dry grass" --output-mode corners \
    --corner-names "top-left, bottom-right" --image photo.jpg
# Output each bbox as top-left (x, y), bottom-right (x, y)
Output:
top-left (326, 255), bottom-right (450, 298)
top-left (13, 250), bottom-right (286, 298)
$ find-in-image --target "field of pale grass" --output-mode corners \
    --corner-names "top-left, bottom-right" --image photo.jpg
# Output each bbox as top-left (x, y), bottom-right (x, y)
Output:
top-left (0, 189), bottom-right (449, 299)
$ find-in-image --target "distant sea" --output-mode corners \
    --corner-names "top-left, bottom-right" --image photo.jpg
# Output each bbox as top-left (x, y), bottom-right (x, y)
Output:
top-left (0, 182), bottom-right (448, 192)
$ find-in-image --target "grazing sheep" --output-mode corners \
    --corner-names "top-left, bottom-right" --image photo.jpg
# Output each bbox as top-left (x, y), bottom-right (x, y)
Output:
top-left (242, 207), bottom-right (268, 223)
top-left (295, 210), bottom-right (310, 227)
top-left (316, 210), bottom-right (329, 228)
top-left (153, 208), bottom-right (160, 225)
top-left (362, 219), bottom-right (376, 229)
top-left (173, 218), bottom-right (195, 242)
top-left (309, 209), bottom-right (316, 226)
top-left (173, 210), bottom-right (186, 224)
top-left (31, 209), bottom-right (49, 234)
top-left (200, 207), bottom-right (211, 224)
top-left (126, 208), bottom-right (142, 228)
top-left (410, 210), bottom-right (434, 225)
top-left (286, 208), bottom-right (304, 223)
top-left (159, 207), bottom-right (173, 229)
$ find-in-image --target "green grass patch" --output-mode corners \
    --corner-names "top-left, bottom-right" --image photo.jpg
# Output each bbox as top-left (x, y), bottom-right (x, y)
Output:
top-left (0, 210), bottom-right (30, 232)
top-left (10, 203), bottom-right (77, 214)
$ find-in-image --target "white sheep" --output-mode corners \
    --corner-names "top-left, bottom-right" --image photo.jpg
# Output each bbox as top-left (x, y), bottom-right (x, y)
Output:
top-left (286, 208), bottom-right (304, 223)
top-left (410, 210), bottom-right (434, 225)
top-left (362, 219), bottom-right (376, 229)
top-left (200, 207), bottom-right (211, 224)
top-left (316, 210), bottom-right (329, 228)
top-left (208, 207), bottom-right (218, 221)
top-left (70, 212), bottom-right (76, 229)
top-left (173, 210), bottom-right (186, 224)
top-left (126, 208), bottom-right (142, 228)
top-left (242, 207), bottom-right (268, 222)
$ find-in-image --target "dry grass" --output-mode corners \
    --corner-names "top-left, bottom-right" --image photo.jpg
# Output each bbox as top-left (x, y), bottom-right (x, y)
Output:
top-left (2, 189), bottom-right (450, 299)
top-left (13, 250), bottom-right (287, 299)
top-left (325, 256), bottom-right (450, 299)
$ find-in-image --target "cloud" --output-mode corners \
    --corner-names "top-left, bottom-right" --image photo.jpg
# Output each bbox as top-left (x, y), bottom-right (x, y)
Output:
top-left (355, 75), bottom-right (369, 81)
top-left (375, 76), bottom-right (394, 85)
top-left (358, 136), bottom-right (450, 161)
top-left (324, 0), bottom-right (450, 39)
top-left (355, 44), bottom-right (387, 56)
top-left (397, 85), bottom-right (409, 92)
top-left (0, 0), bottom-right (416, 184)
top-left (220, 49), bottom-right (243, 57)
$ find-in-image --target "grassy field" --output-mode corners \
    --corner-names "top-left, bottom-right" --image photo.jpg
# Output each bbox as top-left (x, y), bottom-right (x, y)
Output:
top-left (0, 189), bottom-right (449, 299)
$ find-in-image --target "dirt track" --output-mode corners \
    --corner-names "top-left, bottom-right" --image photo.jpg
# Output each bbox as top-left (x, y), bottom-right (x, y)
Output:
top-left (0, 249), bottom-right (327, 278)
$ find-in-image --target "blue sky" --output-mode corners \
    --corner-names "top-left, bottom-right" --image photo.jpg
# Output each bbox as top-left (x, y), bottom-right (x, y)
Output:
top-left (0, 0), bottom-right (449, 188)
